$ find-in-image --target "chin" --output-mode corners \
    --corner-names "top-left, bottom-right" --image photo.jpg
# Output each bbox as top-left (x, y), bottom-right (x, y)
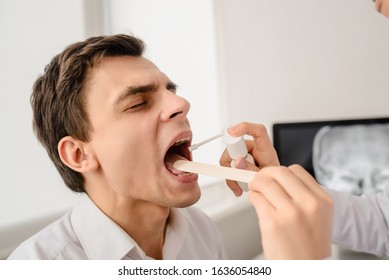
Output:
top-left (171, 183), bottom-right (201, 208)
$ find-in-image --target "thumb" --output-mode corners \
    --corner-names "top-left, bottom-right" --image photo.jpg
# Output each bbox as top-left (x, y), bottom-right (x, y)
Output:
top-left (234, 156), bottom-right (259, 172)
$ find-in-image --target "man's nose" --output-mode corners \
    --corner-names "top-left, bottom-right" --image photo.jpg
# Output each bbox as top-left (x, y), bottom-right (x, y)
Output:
top-left (160, 91), bottom-right (190, 122)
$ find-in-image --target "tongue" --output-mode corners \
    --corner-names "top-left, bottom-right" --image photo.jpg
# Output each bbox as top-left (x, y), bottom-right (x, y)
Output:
top-left (164, 153), bottom-right (190, 175)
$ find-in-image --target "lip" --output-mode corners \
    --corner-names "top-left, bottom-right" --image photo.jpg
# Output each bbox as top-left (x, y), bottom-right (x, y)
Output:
top-left (168, 170), bottom-right (199, 183)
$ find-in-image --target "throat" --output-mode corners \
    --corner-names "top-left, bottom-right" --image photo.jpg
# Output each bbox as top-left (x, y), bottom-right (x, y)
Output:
top-left (164, 153), bottom-right (191, 175)
top-left (120, 206), bottom-right (170, 260)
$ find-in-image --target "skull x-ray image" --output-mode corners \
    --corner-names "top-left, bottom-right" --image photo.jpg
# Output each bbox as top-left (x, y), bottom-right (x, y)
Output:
top-left (313, 124), bottom-right (389, 195)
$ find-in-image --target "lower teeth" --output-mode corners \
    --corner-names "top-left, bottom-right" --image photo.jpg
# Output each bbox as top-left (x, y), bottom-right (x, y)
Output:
top-left (177, 172), bottom-right (194, 177)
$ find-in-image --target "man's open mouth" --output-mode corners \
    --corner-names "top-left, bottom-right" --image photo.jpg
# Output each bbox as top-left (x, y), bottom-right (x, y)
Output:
top-left (164, 137), bottom-right (194, 176)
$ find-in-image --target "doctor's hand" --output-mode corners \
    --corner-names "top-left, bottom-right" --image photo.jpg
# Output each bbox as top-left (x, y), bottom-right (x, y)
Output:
top-left (248, 165), bottom-right (333, 260)
top-left (219, 122), bottom-right (280, 196)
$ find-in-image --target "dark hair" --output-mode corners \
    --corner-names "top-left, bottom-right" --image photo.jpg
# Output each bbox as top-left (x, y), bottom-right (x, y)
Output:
top-left (31, 34), bottom-right (145, 192)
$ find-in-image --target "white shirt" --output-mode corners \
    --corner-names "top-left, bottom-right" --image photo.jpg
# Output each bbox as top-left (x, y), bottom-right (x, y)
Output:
top-left (7, 193), bottom-right (228, 260)
top-left (326, 186), bottom-right (389, 256)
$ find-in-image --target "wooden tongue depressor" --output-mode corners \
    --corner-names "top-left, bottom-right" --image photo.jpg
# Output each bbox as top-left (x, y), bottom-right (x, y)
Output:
top-left (173, 160), bottom-right (257, 184)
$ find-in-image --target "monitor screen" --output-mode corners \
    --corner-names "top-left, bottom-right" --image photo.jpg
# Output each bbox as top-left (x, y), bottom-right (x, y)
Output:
top-left (272, 117), bottom-right (389, 195)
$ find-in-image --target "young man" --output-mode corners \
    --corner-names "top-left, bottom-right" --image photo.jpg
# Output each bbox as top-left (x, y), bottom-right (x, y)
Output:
top-left (8, 34), bottom-right (228, 260)
top-left (8, 33), bottom-right (332, 260)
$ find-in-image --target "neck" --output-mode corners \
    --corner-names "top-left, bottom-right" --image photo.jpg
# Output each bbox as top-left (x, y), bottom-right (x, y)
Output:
top-left (122, 205), bottom-right (170, 260)
top-left (87, 190), bottom-right (170, 260)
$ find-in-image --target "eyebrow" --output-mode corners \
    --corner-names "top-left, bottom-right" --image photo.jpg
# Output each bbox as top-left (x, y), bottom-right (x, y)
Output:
top-left (114, 81), bottom-right (177, 106)
top-left (114, 84), bottom-right (155, 107)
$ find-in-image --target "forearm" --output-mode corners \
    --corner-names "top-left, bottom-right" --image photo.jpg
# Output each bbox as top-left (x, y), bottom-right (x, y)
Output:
top-left (326, 187), bottom-right (389, 256)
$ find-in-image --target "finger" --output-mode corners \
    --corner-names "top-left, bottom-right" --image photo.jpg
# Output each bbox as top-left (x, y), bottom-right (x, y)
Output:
top-left (234, 157), bottom-right (259, 172)
top-left (226, 179), bottom-right (243, 196)
top-left (228, 122), bottom-right (273, 154)
top-left (220, 143), bottom-right (259, 172)
top-left (257, 166), bottom-right (317, 205)
top-left (219, 149), bottom-right (242, 196)
top-left (230, 157), bottom-right (258, 196)
top-left (228, 122), bottom-right (263, 137)
top-left (288, 164), bottom-right (331, 200)
top-left (248, 190), bottom-right (275, 222)
top-left (248, 173), bottom-right (295, 211)
top-left (220, 149), bottom-right (257, 196)
top-left (229, 122), bottom-right (279, 167)
top-left (228, 157), bottom-right (259, 195)
top-left (219, 148), bottom-right (232, 168)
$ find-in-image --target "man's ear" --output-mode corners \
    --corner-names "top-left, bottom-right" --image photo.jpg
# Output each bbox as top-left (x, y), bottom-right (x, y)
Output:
top-left (58, 136), bottom-right (98, 173)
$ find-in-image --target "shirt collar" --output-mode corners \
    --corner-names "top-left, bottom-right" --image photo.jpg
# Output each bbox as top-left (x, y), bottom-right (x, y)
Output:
top-left (163, 208), bottom-right (189, 259)
top-left (70, 193), bottom-right (189, 260)
top-left (70, 193), bottom-right (141, 259)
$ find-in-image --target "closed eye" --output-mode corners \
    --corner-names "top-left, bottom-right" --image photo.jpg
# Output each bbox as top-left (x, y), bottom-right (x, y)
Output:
top-left (128, 102), bottom-right (147, 109)
top-left (125, 98), bottom-right (148, 111)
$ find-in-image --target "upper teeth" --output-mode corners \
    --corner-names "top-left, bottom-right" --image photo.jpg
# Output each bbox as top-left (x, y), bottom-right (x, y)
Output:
top-left (173, 138), bottom-right (190, 147)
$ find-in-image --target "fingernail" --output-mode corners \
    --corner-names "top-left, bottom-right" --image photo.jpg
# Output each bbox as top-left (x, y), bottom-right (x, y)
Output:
top-left (235, 157), bottom-right (247, 169)
top-left (233, 188), bottom-right (242, 197)
top-left (228, 125), bottom-right (237, 132)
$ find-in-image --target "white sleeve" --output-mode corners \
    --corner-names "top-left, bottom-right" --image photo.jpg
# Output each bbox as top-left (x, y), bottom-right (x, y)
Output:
top-left (326, 186), bottom-right (389, 256)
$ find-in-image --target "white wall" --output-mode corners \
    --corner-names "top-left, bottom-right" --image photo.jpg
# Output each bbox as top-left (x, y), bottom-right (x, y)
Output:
top-left (0, 0), bottom-right (84, 229)
top-left (108, 0), bottom-right (224, 186)
top-left (214, 0), bottom-right (389, 134)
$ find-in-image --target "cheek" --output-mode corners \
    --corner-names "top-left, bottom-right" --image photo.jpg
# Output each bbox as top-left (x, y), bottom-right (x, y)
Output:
top-left (89, 113), bottom-right (163, 184)
top-left (101, 130), bottom-right (159, 177)
top-left (91, 126), bottom-right (140, 171)
top-left (94, 134), bottom-right (156, 194)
